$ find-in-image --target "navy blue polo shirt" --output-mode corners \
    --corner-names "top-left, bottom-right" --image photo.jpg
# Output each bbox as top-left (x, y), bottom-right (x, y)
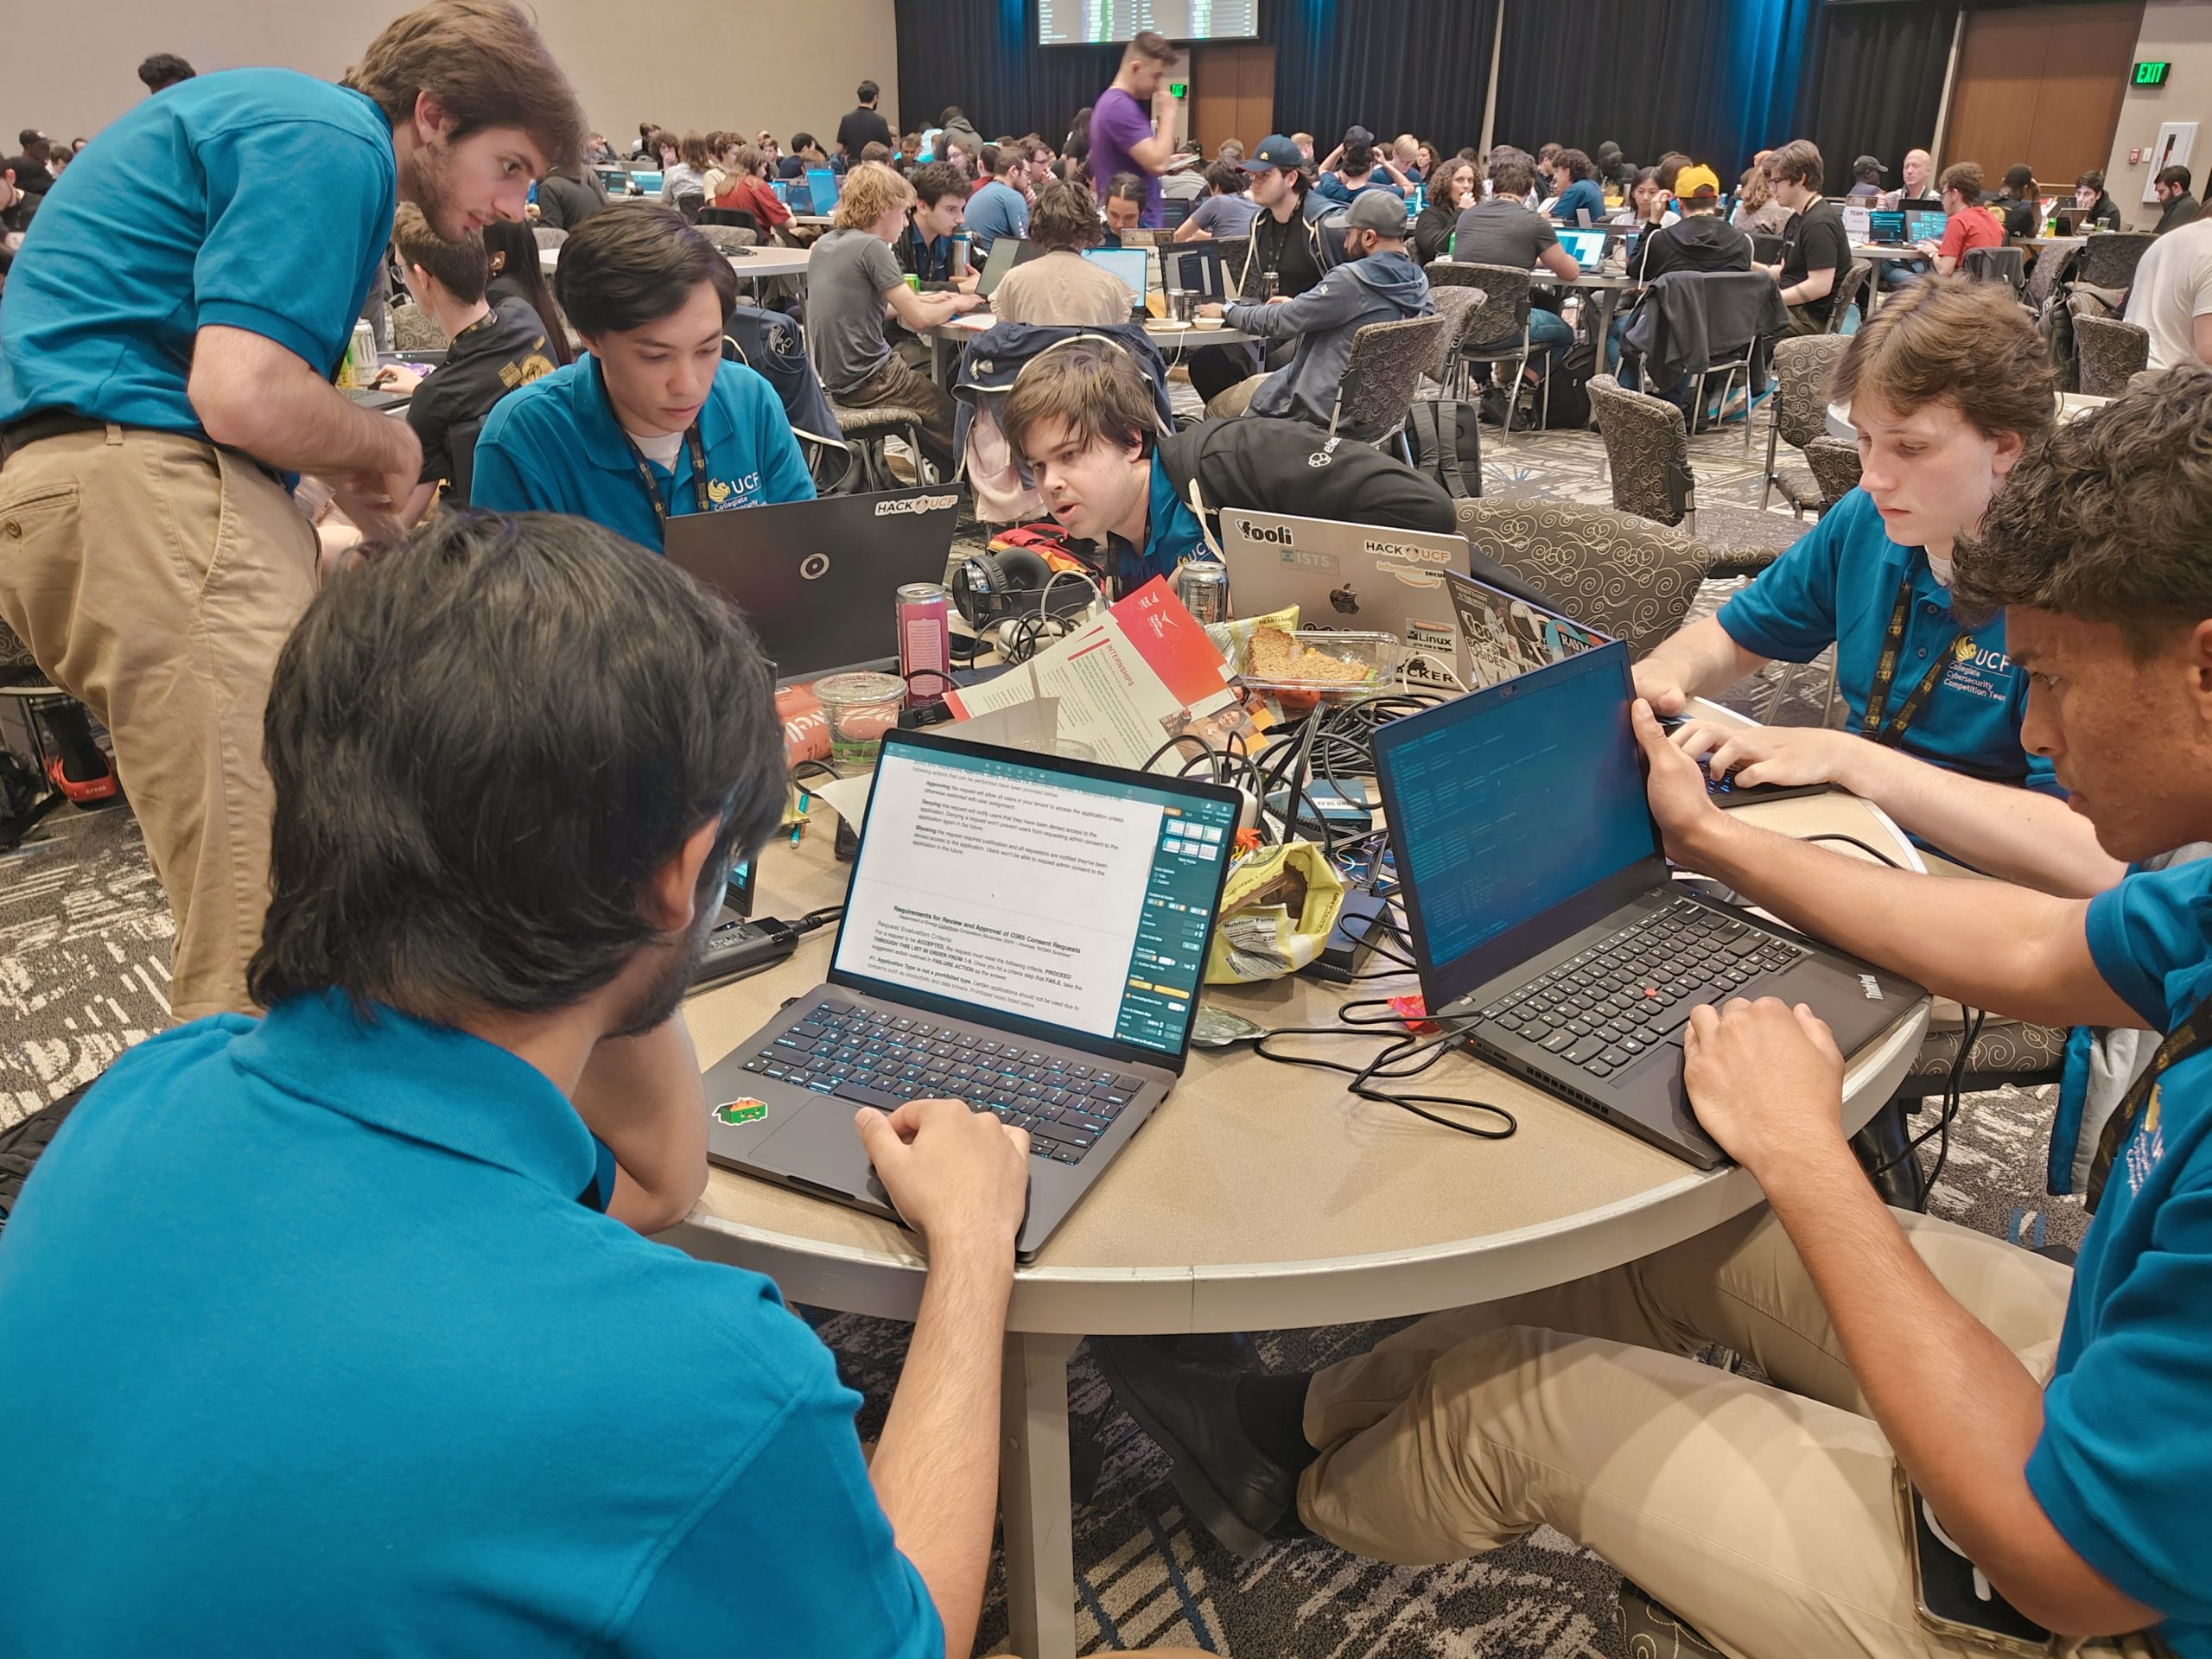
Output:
top-left (471, 353), bottom-right (816, 554)
top-left (0, 69), bottom-right (396, 433)
top-left (1716, 488), bottom-right (2054, 789)
top-left (0, 992), bottom-right (940, 1657)
top-left (2026, 861), bottom-right (2212, 1654)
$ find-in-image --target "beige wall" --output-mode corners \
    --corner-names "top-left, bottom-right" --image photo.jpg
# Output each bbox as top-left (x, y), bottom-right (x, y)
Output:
top-left (6, 0), bottom-right (900, 155)
top-left (2102, 0), bottom-right (2212, 228)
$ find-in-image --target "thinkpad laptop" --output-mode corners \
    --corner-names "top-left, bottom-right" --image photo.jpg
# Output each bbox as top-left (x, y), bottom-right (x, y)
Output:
top-left (1217, 510), bottom-right (1470, 686)
top-left (702, 728), bottom-right (1241, 1259)
top-left (1444, 571), bottom-right (1831, 807)
top-left (1371, 641), bottom-right (1920, 1167)
top-left (664, 488), bottom-right (960, 683)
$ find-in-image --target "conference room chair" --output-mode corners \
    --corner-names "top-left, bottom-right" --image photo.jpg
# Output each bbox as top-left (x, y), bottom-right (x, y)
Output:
top-left (696, 207), bottom-right (760, 235)
top-left (531, 226), bottom-right (567, 251)
top-left (1623, 269), bottom-right (1785, 449)
top-left (2073, 314), bottom-right (2151, 396)
top-left (694, 223), bottom-right (760, 255)
top-left (1750, 233), bottom-right (1784, 265)
top-left (670, 190), bottom-right (706, 224)
top-left (1961, 244), bottom-right (2025, 292)
top-left (721, 308), bottom-right (849, 491)
top-left (2075, 229), bottom-right (2153, 292)
top-left (1327, 313), bottom-right (1451, 455)
top-left (1454, 497), bottom-right (1708, 658)
top-left (1758, 334), bottom-right (1858, 515)
top-left (1823, 258), bottom-right (1874, 334)
top-left (389, 300), bottom-right (448, 354)
top-left (1429, 261), bottom-right (1547, 440)
top-left (1586, 373), bottom-right (1804, 576)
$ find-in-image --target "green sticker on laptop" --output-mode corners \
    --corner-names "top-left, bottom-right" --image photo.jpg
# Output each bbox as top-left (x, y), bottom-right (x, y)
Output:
top-left (715, 1098), bottom-right (768, 1126)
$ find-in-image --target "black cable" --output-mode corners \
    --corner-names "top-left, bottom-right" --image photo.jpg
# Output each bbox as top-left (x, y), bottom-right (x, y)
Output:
top-left (793, 905), bottom-right (844, 934)
top-left (1801, 832), bottom-right (1905, 869)
top-left (790, 759), bottom-right (842, 791)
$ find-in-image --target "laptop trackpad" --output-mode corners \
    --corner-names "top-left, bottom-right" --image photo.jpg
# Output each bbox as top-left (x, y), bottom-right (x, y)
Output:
top-left (760, 1108), bottom-right (894, 1212)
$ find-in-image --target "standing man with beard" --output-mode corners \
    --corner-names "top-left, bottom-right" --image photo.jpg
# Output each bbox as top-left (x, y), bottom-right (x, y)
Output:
top-left (0, 0), bottom-right (586, 1021)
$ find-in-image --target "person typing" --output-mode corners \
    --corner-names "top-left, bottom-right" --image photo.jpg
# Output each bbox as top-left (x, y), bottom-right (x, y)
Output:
top-left (1089, 368), bottom-right (2212, 1658)
top-left (470, 204), bottom-right (814, 553)
top-left (1637, 279), bottom-right (2085, 851)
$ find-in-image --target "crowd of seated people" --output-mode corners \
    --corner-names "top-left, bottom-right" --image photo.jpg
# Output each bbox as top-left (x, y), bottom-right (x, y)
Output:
top-left (9, 21), bottom-right (2212, 1659)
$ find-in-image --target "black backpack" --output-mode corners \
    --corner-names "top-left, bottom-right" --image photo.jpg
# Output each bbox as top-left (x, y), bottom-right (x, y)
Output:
top-left (0, 747), bottom-right (49, 852)
top-left (0, 1082), bottom-right (89, 1238)
top-left (1403, 397), bottom-right (1484, 498)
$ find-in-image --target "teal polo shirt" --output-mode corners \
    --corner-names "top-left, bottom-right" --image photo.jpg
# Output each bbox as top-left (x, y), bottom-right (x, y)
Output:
top-left (1715, 488), bottom-right (2055, 790)
top-left (1105, 454), bottom-right (1208, 595)
top-left (470, 353), bottom-right (816, 554)
top-left (0, 991), bottom-right (940, 1657)
top-left (2027, 861), bottom-right (2212, 1656)
top-left (0, 69), bottom-right (396, 433)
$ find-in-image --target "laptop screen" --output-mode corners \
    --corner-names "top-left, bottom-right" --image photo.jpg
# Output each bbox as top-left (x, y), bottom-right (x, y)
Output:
top-left (1867, 208), bottom-right (1905, 245)
top-left (806, 168), bottom-right (841, 211)
top-left (1906, 208), bottom-right (1948, 245)
top-left (1082, 246), bottom-right (1150, 304)
top-left (1161, 242), bottom-right (1228, 299)
top-left (834, 735), bottom-right (1240, 1058)
top-left (770, 178), bottom-right (790, 204)
top-left (1557, 228), bottom-right (1605, 271)
top-left (1373, 644), bottom-right (1657, 1003)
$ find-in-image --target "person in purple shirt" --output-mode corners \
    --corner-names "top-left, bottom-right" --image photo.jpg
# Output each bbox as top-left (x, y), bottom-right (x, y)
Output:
top-left (1088, 29), bottom-right (1179, 229)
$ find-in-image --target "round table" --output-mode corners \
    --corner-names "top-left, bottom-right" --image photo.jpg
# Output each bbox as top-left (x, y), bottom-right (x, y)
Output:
top-left (665, 759), bottom-right (1931, 1659)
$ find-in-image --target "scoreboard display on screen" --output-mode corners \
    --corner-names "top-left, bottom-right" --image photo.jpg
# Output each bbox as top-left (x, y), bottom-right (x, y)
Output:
top-left (1038, 0), bottom-right (1259, 46)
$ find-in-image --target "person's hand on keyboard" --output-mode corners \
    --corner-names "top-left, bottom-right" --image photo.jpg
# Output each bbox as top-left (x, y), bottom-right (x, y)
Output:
top-left (1670, 720), bottom-right (1860, 790)
top-left (1632, 700), bottom-right (1725, 858)
top-left (855, 1096), bottom-right (1031, 1255)
top-left (1681, 997), bottom-right (1846, 1172)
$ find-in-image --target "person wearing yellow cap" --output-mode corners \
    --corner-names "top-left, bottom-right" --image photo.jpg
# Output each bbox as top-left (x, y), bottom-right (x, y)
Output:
top-left (1611, 162), bottom-right (1753, 378)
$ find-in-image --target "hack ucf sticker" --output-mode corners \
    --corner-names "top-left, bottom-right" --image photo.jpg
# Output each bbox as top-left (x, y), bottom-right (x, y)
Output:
top-left (715, 1099), bottom-right (768, 1126)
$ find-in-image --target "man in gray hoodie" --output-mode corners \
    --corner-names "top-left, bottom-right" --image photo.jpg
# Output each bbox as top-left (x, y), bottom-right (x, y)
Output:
top-left (1199, 191), bottom-right (1432, 429)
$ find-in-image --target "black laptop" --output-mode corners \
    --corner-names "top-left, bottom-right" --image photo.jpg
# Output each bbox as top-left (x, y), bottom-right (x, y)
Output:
top-left (1371, 641), bottom-right (1921, 1168)
top-left (702, 727), bottom-right (1241, 1259)
top-left (664, 488), bottom-right (960, 683)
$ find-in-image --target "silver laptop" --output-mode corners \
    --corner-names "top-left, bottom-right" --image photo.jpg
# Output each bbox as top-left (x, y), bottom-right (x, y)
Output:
top-left (702, 727), bottom-right (1241, 1262)
top-left (1217, 509), bottom-right (1471, 690)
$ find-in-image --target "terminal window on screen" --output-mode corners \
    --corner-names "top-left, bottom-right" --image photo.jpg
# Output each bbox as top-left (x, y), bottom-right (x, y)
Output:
top-left (834, 750), bottom-right (1236, 1055)
top-left (1387, 660), bottom-right (1657, 970)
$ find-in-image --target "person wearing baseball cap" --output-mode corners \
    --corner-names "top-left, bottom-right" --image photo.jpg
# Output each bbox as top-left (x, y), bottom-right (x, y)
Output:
top-left (1198, 188), bottom-right (1433, 425)
top-left (1848, 155), bottom-right (1887, 200)
top-left (1611, 161), bottom-right (1753, 375)
top-left (1183, 133), bottom-right (1341, 406)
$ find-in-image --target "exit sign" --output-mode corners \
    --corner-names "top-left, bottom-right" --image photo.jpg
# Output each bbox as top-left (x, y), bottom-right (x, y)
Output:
top-left (2135, 60), bottom-right (2171, 86)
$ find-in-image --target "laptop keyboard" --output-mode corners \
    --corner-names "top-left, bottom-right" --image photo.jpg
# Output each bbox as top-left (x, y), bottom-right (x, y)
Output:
top-left (1477, 900), bottom-right (1808, 1077)
top-left (737, 999), bottom-right (1144, 1165)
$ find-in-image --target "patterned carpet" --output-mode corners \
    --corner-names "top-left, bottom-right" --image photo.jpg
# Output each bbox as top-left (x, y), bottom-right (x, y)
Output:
top-left (0, 410), bottom-right (2089, 1656)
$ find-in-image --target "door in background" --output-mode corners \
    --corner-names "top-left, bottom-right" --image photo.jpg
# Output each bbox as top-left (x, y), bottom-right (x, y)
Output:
top-left (1944, 2), bottom-right (2145, 188)
top-left (1190, 43), bottom-right (1275, 162)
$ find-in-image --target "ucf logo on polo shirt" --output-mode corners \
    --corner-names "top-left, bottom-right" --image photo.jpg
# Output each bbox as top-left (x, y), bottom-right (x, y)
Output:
top-left (706, 470), bottom-right (765, 511)
top-left (1940, 629), bottom-right (2018, 706)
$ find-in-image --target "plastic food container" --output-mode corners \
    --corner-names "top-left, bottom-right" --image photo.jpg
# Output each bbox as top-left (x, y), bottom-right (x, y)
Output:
top-left (1234, 628), bottom-right (1401, 707)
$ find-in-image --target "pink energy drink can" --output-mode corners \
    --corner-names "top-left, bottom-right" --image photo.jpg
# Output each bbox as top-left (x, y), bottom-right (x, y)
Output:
top-left (896, 582), bottom-right (952, 696)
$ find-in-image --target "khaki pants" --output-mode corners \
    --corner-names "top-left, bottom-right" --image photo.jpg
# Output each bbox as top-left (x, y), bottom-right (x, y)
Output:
top-left (1300, 1206), bottom-right (2074, 1659)
top-left (0, 427), bottom-right (318, 1020)
top-left (1203, 375), bottom-right (1268, 420)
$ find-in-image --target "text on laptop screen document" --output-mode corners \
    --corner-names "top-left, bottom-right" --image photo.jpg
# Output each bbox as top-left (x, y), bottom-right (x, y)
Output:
top-left (835, 746), bottom-right (1237, 1056)
top-left (1381, 648), bottom-right (1657, 969)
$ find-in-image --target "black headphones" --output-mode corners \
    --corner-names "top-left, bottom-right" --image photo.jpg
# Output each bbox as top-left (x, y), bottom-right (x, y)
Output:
top-left (951, 545), bottom-right (1103, 628)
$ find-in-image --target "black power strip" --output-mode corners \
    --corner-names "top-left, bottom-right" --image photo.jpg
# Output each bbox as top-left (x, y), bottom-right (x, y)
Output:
top-left (690, 917), bottom-right (798, 989)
